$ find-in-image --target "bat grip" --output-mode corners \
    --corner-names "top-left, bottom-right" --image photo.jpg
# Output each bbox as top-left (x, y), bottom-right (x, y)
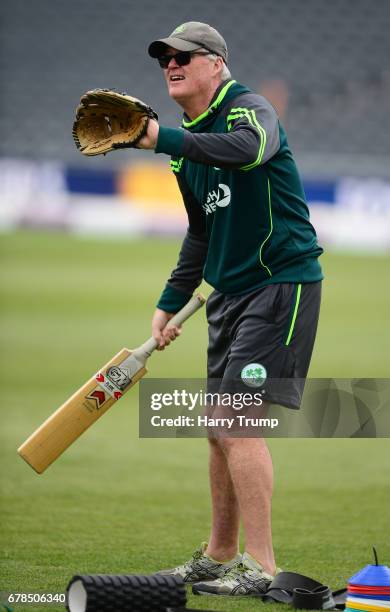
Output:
top-left (168, 293), bottom-right (206, 327)
top-left (133, 293), bottom-right (206, 362)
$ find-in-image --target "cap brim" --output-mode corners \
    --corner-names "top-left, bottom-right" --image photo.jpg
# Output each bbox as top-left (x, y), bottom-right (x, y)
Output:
top-left (148, 38), bottom-right (200, 58)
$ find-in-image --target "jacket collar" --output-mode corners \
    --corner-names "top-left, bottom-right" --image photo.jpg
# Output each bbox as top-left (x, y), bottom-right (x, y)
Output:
top-left (182, 79), bottom-right (251, 130)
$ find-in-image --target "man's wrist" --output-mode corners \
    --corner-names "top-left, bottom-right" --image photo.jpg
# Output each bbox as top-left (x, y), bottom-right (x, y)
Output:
top-left (157, 284), bottom-right (192, 313)
top-left (137, 119), bottom-right (159, 149)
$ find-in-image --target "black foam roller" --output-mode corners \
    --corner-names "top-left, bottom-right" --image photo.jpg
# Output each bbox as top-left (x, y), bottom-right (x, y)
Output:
top-left (66, 573), bottom-right (187, 611)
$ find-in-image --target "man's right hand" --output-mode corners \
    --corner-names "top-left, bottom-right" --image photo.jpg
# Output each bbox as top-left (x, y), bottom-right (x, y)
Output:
top-left (152, 308), bottom-right (182, 351)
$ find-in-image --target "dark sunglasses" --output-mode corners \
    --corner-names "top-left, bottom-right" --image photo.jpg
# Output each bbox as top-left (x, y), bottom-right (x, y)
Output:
top-left (157, 50), bottom-right (211, 69)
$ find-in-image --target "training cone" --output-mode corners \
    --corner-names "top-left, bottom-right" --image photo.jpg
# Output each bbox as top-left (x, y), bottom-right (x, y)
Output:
top-left (350, 565), bottom-right (390, 588)
top-left (346, 549), bottom-right (390, 612)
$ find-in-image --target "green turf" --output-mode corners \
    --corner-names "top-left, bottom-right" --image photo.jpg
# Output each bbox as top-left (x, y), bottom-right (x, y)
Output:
top-left (0, 231), bottom-right (389, 611)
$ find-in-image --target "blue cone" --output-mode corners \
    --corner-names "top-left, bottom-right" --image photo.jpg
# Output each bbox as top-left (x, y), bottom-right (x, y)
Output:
top-left (349, 564), bottom-right (390, 587)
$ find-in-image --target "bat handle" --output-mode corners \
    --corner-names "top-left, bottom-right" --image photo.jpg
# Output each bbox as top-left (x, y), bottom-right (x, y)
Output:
top-left (168, 292), bottom-right (206, 327)
top-left (133, 293), bottom-right (206, 362)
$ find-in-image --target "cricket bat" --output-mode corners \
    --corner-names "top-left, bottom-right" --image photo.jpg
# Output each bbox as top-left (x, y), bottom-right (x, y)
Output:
top-left (18, 294), bottom-right (206, 474)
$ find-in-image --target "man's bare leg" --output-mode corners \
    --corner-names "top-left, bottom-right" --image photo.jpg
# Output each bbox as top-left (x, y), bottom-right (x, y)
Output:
top-left (155, 439), bottom-right (241, 582)
top-left (217, 436), bottom-right (276, 575)
top-left (205, 437), bottom-right (240, 561)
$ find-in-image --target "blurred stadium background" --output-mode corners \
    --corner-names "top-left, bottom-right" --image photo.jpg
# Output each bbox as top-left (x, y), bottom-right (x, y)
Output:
top-left (1, 0), bottom-right (390, 247)
top-left (1, 1), bottom-right (390, 610)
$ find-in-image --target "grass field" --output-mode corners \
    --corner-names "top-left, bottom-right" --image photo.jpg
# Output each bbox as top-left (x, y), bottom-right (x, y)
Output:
top-left (1, 231), bottom-right (389, 612)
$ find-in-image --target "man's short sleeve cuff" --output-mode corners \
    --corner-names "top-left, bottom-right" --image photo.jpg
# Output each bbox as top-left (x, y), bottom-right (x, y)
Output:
top-left (157, 284), bottom-right (192, 313)
top-left (155, 126), bottom-right (185, 156)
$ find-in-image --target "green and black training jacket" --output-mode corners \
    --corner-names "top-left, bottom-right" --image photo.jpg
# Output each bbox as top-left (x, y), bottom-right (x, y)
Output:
top-left (154, 79), bottom-right (323, 312)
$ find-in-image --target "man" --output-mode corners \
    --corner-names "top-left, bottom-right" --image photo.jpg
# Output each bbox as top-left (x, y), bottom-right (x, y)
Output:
top-left (138, 22), bottom-right (323, 597)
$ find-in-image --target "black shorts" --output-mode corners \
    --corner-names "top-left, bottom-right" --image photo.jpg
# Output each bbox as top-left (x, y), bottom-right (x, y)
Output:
top-left (206, 282), bottom-right (322, 409)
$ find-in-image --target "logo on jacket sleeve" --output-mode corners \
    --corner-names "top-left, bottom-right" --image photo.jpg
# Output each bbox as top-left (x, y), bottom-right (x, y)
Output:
top-left (203, 183), bottom-right (231, 215)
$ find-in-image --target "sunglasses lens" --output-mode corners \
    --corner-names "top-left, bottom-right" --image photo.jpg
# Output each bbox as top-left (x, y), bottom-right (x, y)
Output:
top-left (158, 51), bottom-right (191, 68)
top-left (176, 52), bottom-right (191, 66)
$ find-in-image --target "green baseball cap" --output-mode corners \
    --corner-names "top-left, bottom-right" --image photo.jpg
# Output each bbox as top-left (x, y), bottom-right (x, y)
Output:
top-left (148, 21), bottom-right (228, 63)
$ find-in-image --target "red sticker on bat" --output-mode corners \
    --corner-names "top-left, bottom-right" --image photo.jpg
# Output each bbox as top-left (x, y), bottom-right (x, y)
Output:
top-left (96, 373), bottom-right (104, 383)
top-left (86, 389), bottom-right (106, 408)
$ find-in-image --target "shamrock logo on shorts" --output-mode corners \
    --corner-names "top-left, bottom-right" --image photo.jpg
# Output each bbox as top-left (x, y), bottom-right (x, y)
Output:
top-left (241, 363), bottom-right (267, 388)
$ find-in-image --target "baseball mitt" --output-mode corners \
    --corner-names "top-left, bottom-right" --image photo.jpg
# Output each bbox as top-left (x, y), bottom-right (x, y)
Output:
top-left (72, 89), bottom-right (158, 156)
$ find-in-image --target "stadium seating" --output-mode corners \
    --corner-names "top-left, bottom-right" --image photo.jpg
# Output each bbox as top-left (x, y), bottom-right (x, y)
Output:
top-left (1, 0), bottom-right (389, 175)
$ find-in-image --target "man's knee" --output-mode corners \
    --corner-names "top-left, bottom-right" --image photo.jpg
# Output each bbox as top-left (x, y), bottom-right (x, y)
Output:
top-left (208, 435), bottom-right (242, 455)
top-left (208, 436), bottom-right (226, 454)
